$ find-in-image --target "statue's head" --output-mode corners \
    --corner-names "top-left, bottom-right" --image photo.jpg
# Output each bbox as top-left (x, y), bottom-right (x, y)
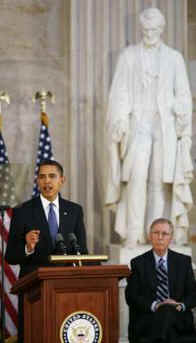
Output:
top-left (140, 8), bottom-right (165, 47)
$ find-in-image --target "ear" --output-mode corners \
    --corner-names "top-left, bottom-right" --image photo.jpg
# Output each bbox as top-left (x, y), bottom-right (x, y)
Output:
top-left (61, 176), bottom-right (66, 185)
top-left (148, 231), bottom-right (152, 244)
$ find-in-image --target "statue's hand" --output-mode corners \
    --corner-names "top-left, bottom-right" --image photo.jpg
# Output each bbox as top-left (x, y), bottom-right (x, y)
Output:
top-left (111, 119), bottom-right (129, 143)
top-left (176, 113), bottom-right (189, 139)
top-left (108, 203), bottom-right (117, 212)
top-left (181, 135), bottom-right (192, 150)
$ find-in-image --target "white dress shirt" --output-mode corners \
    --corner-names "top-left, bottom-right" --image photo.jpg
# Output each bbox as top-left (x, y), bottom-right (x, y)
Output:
top-left (40, 194), bottom-right (60, 226)
top-left (153, 251), bottom-right (168, 271)
top-left (25, 194), bottom-right (60, 255)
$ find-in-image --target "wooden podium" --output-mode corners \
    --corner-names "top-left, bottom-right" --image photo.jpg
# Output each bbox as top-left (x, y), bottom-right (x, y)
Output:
top-left (11, 264), bottom-right (130, 343)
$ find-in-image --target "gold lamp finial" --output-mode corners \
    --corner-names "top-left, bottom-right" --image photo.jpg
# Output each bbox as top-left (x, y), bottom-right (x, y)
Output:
top-left (32, 90), bottom-right (55, 112)
top-left (0, 91), bottom-right (10, 113)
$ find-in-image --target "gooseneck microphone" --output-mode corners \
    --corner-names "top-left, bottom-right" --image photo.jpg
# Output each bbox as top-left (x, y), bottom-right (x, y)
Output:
top-left (68, 233), bottom-right (81, 255)
top-left (55, 233), bottom-right (67, 255)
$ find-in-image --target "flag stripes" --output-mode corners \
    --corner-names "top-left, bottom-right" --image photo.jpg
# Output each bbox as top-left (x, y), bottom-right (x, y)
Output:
top-left (0, 255), bottom-right (17, 285)
top-left (0, 209), bottom-right (19, 337)
top-left (32, 112), bottom-right (54, 197)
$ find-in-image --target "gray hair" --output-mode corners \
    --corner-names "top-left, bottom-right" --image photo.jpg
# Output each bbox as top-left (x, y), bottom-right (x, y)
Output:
top-left (150, 218), bottom-right (174, 235)
top-left (140, 7), bottom-right (165, 30)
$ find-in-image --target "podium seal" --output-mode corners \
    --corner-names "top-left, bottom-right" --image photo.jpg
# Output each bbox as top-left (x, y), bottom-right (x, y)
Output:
top-left (60, 311), bottom-right (102, 343)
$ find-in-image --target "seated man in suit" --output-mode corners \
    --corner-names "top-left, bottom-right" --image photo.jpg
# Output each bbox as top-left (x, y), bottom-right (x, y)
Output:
top-left (125, 218), bottom-right (196, 343)
top-left (5, 159), bottom-right (88, 342)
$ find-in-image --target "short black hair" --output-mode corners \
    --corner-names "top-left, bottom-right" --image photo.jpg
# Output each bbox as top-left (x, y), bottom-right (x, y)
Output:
top-left (38, 160), bottom-right (64, 176)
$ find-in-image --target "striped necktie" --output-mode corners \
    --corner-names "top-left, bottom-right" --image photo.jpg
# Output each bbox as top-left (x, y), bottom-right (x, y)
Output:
top-left (156, 257), bottom-right (169, 301)
top-left (48, 203), bottom-right (58, 246)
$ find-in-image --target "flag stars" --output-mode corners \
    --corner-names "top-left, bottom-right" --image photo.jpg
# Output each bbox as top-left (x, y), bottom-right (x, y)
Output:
top-left (33, 120), bottom-right (53, 197)
top-left (0, 133), bottom-right (17, 207)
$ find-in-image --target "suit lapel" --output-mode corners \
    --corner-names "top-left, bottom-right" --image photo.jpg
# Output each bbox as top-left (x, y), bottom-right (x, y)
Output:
top-left (33, 196), bottom-right (51, 239)
top-left (146, 250), bottom-right (157, 291)
top-left (34, 196), bottom-right (70, 235)
top-left (134, 44), bottom-right (144, 94)
top-left (167, 249), bottom-right (178, 297)
top-left (145, 249), bottom-right (178, 297)
top-left (59, 197), bottom-right (70, 233)
top-left (158, 43), bottom-right (170, 92)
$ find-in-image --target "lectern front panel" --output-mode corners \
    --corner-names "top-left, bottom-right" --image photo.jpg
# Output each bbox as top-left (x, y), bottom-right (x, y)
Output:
top-left (11, 265), bottom-right (130, 343)
top-left (46, 277), bottom-right (118, 342)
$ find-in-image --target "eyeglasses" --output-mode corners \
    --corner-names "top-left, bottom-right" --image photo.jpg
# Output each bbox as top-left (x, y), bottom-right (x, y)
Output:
top-left (151, 231), bottom-right (171, 237)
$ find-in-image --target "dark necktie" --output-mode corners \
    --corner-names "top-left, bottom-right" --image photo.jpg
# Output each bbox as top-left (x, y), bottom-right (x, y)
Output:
top-left (156, 257), bottom-right (169, 301)
top-left (48, 203), bottom-right (58, 246)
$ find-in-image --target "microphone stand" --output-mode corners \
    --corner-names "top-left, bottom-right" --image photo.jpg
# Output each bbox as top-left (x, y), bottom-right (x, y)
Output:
top-left (0, 206), bottom-right (9, 343)
top-left (68, 233), bottom-right (82, 266)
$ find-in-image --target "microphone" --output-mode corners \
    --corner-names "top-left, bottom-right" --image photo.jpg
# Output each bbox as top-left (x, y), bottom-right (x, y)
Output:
top-left (68, 233), bottom-right (81, 255)
top-left (55, 233), bottom-right (67, 255)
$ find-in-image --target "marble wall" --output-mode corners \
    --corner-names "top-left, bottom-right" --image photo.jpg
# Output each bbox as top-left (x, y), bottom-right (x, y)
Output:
top-left (0, 0), bottom-right (70, 201)
top-left (1, 0), bottom-right (196, 258)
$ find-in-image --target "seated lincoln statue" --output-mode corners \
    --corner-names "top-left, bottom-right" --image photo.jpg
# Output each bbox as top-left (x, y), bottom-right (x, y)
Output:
top-left (105, 7), bottom-right (193, 247)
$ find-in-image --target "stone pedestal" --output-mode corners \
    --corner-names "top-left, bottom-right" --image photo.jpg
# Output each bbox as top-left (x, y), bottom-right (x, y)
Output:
top-left (109, 244), bottom-right (193, 342)
top-left (110, 243), bottom-right (193, 266)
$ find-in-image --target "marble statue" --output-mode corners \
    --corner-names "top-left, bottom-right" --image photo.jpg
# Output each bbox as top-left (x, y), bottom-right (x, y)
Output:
top-left (105, 8), bottom-right (193, 247)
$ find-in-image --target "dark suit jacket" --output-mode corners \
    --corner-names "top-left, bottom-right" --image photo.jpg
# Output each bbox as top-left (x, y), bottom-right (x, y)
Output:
top-left (125, 249), bottom-right (196, 341)
top-left (5, 195), bottom-right (88, 277)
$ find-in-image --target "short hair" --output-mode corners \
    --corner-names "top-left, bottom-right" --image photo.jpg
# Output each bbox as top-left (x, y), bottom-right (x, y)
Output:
top-left (38, 159), bottom-right (64, 176)
top-left (150, 218), bottom-right (174, 235)
top-left (140, 8), bottom-right (165, 30)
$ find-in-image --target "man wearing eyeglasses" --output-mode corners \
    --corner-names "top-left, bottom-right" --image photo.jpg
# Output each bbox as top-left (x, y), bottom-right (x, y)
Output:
top-left (125, 218), bottom-right (196, 343)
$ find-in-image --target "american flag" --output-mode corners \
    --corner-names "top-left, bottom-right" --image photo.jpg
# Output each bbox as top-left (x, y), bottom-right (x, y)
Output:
top-left (0, 131), bottom-right (18, 338)
top-left (32, 112), bottom-right (54, 197)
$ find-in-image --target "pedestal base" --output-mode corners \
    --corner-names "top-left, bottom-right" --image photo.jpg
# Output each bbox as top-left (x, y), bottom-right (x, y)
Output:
top-left (110, 243), bottom-right (193, 266)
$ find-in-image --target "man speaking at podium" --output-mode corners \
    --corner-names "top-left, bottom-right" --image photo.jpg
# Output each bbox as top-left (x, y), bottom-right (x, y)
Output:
top-left (5, 159), bottom-right (88, 342)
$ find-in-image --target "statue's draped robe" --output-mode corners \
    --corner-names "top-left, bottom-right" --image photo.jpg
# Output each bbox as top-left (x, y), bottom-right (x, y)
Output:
top-left (106, 43), bottom-right (193, 245)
